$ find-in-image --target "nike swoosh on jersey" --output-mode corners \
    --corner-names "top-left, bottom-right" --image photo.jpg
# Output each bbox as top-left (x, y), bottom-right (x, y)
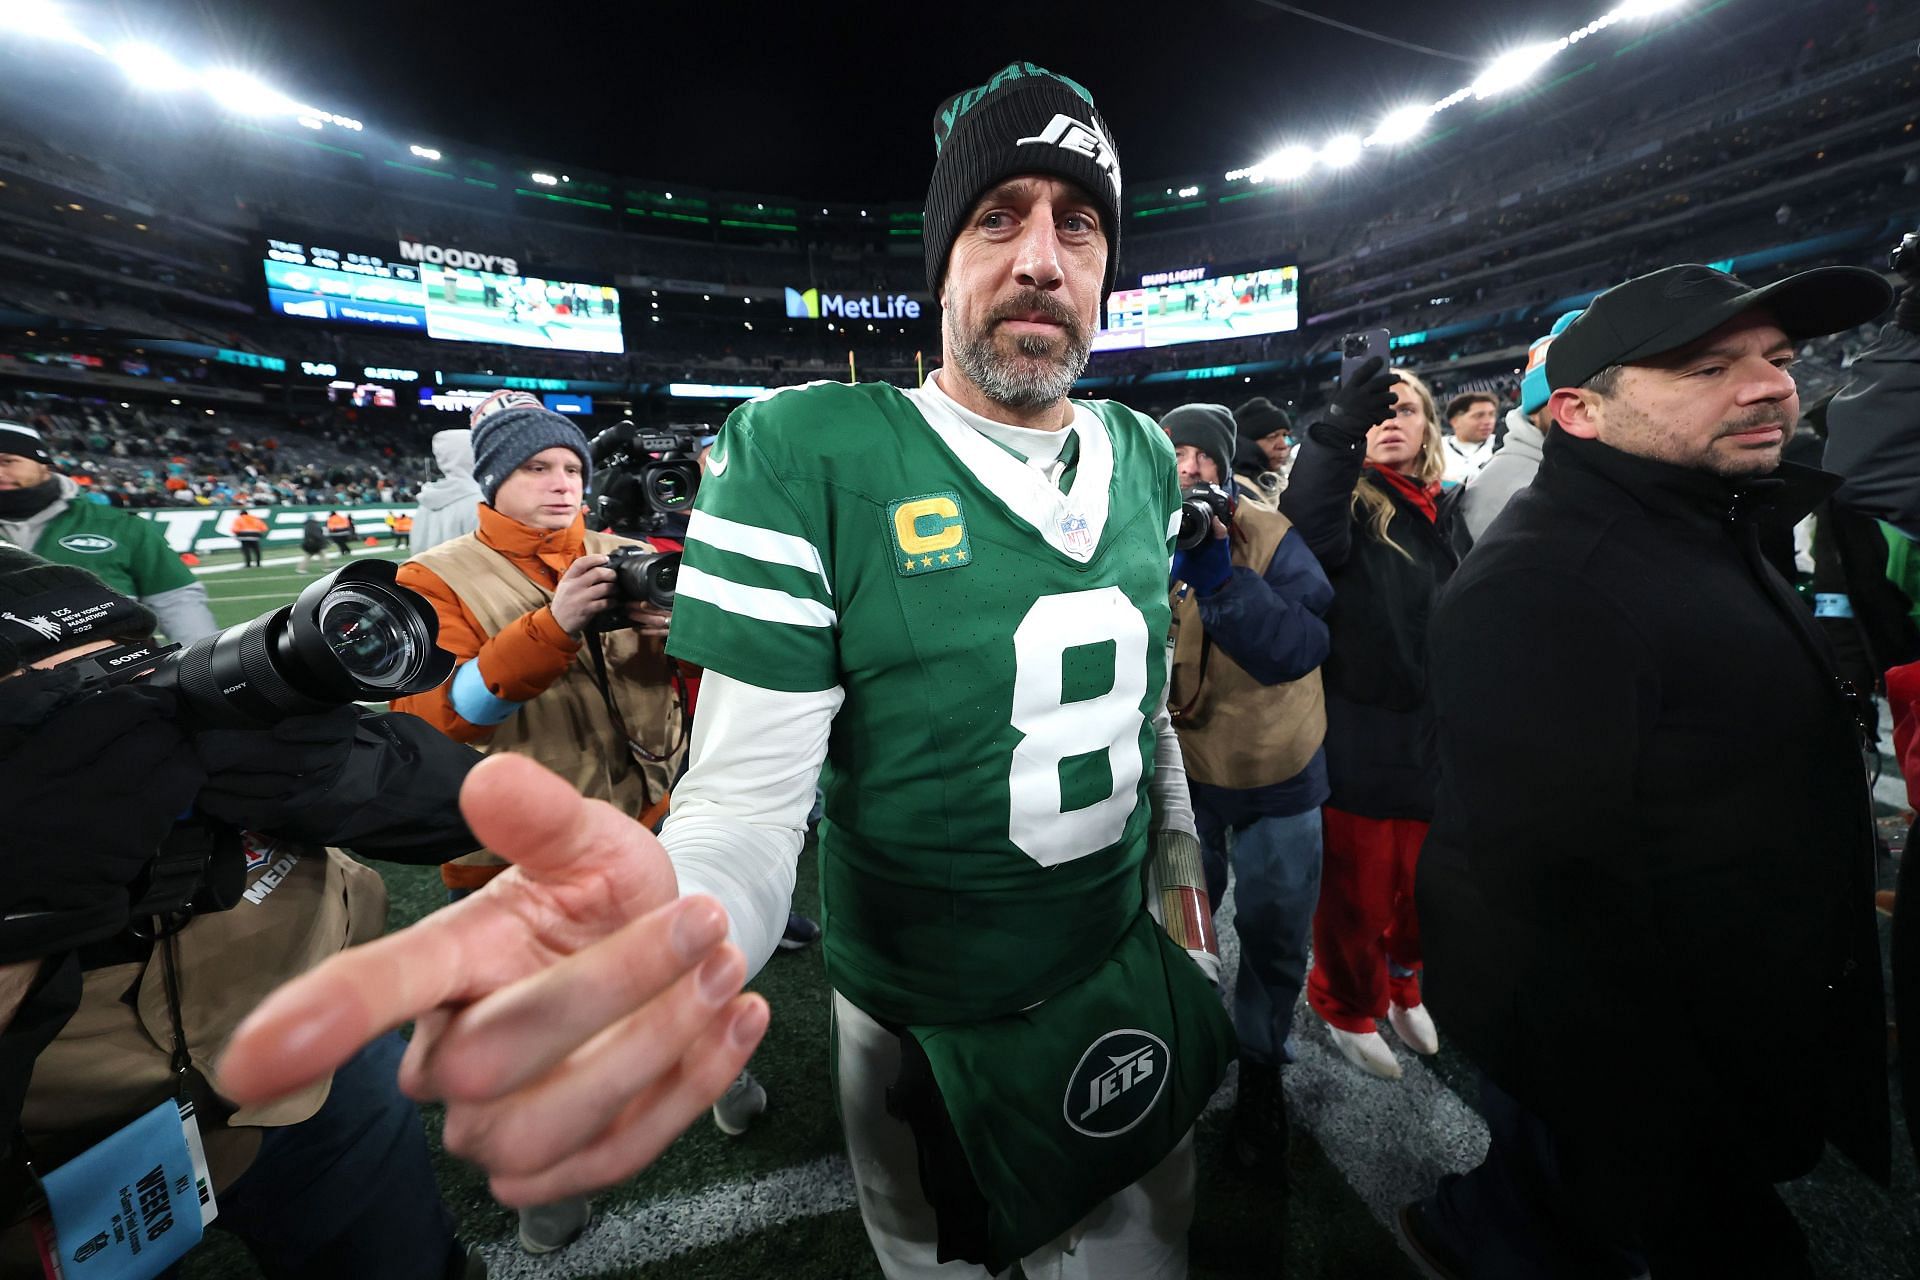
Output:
top-left (707, 445), bottom-right (729, 476)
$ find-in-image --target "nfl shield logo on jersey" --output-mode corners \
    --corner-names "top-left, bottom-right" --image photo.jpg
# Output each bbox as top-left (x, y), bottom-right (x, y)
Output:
top-left (1060, 511), bottom-right (1093, 556)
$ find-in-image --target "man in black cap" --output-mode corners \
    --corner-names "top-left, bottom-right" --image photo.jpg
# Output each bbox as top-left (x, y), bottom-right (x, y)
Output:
top-left (1401, 263), bottom-right (1895, 1278)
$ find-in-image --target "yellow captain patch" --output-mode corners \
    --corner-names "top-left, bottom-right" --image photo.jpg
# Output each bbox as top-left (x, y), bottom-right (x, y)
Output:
top-left (888, 492), bottom-right (973, 577)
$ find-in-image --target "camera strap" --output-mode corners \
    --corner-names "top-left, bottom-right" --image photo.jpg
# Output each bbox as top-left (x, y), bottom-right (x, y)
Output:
top-left (583, 632), bottom-right (692, 782)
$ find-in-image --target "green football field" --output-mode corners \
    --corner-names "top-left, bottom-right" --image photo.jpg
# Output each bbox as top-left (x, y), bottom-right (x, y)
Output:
top-left (175, 551), bottom-right (1919, 1279)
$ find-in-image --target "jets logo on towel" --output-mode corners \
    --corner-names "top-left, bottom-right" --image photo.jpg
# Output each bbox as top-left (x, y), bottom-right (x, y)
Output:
top-left (1063, 1029), bottom-right (1169, 1138)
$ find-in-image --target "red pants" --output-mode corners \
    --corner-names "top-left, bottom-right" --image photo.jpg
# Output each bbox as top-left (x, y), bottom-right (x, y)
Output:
top-left (1307, 806), bottom-right (1427, 1033)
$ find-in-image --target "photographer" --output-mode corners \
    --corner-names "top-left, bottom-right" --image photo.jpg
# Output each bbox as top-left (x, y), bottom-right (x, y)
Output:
top-left (393, 390), bottom-right (684, 901)
top-left (390, 390), bottom-right (686, 1254)
top-left (0, 544), bottom-right (487, 1279)
top-left (1161, 405), bottom-right (1331, 1180)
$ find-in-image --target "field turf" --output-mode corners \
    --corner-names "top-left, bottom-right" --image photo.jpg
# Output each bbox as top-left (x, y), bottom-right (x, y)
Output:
top-left (177, 552), bottom-right (1918, 1278)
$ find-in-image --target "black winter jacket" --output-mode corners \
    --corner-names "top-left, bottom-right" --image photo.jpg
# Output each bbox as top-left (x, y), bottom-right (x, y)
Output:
top-left (1419, 431), bottom-right (1888, 1191)
top-left (1277, 422), bottom-right (1456, 819)
top-left (1828, 320), bottom-right (1920, 540)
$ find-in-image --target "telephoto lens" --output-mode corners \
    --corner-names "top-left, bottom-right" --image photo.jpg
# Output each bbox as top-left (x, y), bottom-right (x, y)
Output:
top-left (145, 559), bottom-right (454, 727)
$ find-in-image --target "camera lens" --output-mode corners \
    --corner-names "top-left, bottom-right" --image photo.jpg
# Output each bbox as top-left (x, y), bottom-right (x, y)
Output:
top-left (316, 586), bottom-right (422, 690)
top-left (645, 461), bottom-right (697, 513)
top-left (1175, 498), bottom-right (1214, 551)
top-left (143, 560), bottom-right (454, 728)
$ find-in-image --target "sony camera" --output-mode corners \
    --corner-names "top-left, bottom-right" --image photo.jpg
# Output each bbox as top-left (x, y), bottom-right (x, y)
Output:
top-left (0, 560), bottom-right (454, 952)
top-left (106, 559), bottom-right (455, 729)
top-left (1173, 483), bottom-right (1234, 551)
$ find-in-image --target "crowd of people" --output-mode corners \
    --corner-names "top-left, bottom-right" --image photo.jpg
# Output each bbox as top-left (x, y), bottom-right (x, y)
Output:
top-left (0, 394), bottom-right (438, 509)
top-left (2, 26), bottom-right (1918, 1280)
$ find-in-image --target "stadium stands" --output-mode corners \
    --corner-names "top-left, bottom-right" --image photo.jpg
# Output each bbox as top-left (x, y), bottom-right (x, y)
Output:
top-left (0, 0), bottom-right (1909, 442)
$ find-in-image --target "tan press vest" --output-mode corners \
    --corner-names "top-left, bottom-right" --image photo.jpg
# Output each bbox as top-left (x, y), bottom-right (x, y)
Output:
top-left (19, 841), bottom-right (386, 1196)
top-left (414, 531), bottom-right (684, 873)
top-left (1168, 501), bottom-right (1326, 790)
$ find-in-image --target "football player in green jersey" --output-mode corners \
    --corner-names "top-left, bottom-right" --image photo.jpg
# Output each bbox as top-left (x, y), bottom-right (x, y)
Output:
top-left (221, 63), bottom-right (1229, 1279)
top-left (655, 65), bottom-right (1230, 1278)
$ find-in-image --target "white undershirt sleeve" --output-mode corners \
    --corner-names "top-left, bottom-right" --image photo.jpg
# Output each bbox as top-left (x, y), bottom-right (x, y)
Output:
top-left (1148, 694), bottom-right (1197, 840)
top-left (659, 669), bottom-right (843, 981)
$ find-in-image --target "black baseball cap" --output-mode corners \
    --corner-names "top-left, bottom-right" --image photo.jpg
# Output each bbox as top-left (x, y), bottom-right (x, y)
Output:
top-left (1545, 263), bottom-right (1893, 393)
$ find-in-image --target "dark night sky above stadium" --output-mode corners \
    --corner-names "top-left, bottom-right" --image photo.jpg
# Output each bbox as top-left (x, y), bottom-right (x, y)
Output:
top-left (175, 0), bottom-right (1610, 199)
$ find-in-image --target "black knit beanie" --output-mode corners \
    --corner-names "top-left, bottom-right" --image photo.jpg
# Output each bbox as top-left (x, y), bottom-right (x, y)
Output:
top-left (925, 63), bottom-right (1123, 309)
top-left (1233, 396), bottom-right (1293, 442)
top-left (1160, 404), bottom-right (1236, 484)
top-left (0, 541), bottom-right (157, 675)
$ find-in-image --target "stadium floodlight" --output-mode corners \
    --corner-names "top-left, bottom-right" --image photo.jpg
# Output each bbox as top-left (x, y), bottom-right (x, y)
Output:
top-left (1366, 104), bottom-right (1433, 147)
top-left (112, 42), bottom-right (194, 91)
top-left (1607, 0), bottom-right (1684, 17)
top-left (409, 145), bottom-right (442, 161)
top-left (1259, 145), bottom-right (1316, 182)
top-left (531, 172), bottom-right (559, 186)
top-left (3, 0), bottom-right (99, 50)
top-left (203, 68), bottom-right (301, 116)
top-left (1318, 134), bottom-right (1365, 169)
top-left (1471, 40), bottom-right (1567, 99)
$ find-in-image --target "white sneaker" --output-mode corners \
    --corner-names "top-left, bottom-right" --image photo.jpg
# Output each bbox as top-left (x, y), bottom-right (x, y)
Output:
top-left (712, 1068), bottom-right (767, 1135)
top-left (1388, 1002), bottom-right (1440, 1055)
top-left (517, 1196), bottom-right (591, 1255)
top-left (1328, 1025), bottom-right (1403, 1080)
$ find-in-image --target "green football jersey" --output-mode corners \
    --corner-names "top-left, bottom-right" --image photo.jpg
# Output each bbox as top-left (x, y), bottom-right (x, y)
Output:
top-left (668, 379), bottom-right (1182, 1025)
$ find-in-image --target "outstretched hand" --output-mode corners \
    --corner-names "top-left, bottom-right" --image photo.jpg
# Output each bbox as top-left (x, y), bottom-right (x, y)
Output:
top-left (218, 752), bottom-right (768, 1205)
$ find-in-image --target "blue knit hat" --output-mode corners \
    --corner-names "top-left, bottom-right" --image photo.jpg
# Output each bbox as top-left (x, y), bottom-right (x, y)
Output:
top-left (1521, 310), bottom-right (1586, 415)
top-left (469, 391), bottom-right (593, 506)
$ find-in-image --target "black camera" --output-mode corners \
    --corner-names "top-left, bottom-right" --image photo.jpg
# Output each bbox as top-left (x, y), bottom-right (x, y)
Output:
top-left (586, 420), bottom-right (704, 536)
top-left (1174, 483), bottom-right (1234, 551)
top-left (0, 560), bottom-right (455, 950)
top-left (585, 420), bottom-right (707, 617)
top-left (604, 544), bottom-right (680, 613)
top-left (99, 559), bottom-right (456, 729)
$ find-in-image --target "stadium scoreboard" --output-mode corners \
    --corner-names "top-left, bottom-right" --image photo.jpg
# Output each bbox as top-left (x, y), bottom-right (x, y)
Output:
top-left (1093, 263), bottom-right (1300, 352)
top-left (262, 235), bottom-right (625, 355)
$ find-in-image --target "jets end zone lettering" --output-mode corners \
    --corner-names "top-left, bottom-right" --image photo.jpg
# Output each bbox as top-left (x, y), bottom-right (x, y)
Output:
top-left (1063, 1029), bottom-right (1169, 1138)
top-left (397, 240), bottom-right (521, 278)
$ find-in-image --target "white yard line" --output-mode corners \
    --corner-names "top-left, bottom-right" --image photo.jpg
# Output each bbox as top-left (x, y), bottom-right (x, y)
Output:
top-left (192, 545), bottom-right (405, 575)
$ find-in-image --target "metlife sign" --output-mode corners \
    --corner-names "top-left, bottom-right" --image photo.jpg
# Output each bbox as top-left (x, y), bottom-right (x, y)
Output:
top-left (785, 287), bottom-right (924, 321)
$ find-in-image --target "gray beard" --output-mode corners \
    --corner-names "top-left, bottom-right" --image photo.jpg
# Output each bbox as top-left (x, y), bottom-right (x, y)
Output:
top-left (950, 325), bottom-right (1091, 412)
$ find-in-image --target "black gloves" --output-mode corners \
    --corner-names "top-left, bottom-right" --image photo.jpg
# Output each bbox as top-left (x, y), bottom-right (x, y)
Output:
top-left (192, 705), bottom-right (359, 834)
top-left (1320, 356), bottom-right (1402, 441)
top-left (0, 684), bottom-right (206, 961)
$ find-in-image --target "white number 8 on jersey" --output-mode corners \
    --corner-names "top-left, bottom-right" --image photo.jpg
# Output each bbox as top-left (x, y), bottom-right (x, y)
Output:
top-left (1008, 587), bottom-right (1150, 867)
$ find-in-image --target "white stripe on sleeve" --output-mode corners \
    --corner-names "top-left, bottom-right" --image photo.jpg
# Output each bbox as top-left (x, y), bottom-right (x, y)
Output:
top-left (676, 565), bottom-right (837, 628)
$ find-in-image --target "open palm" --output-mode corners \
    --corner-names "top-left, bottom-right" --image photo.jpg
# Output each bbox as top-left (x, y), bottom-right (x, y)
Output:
top-left (218, 752), bottom-right (769, 1204)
